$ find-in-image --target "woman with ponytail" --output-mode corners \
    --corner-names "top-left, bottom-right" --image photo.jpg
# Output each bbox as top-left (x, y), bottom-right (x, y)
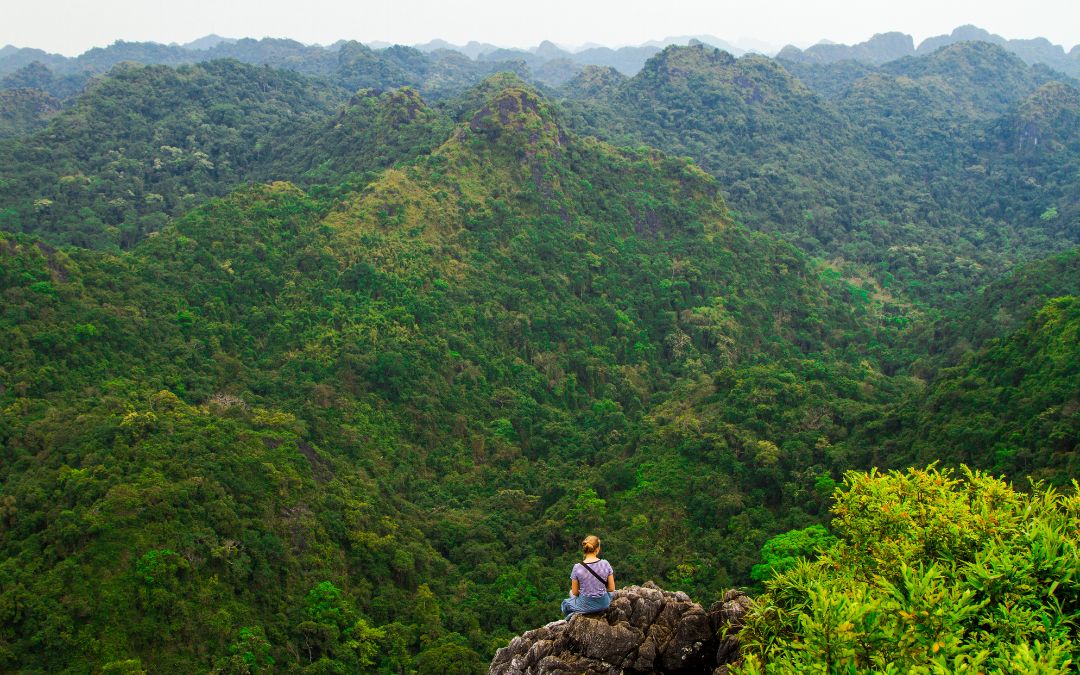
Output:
top-left (560, 535), bottom-right (615, 618)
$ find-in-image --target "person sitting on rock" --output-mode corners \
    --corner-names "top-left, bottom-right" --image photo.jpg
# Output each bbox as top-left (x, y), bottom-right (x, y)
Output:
top-left (561, 534), bottom-right (615, 618)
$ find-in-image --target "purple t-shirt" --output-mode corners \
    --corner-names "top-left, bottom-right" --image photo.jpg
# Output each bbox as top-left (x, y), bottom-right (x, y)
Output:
top-left (572, 559), bottom-right (613, 597)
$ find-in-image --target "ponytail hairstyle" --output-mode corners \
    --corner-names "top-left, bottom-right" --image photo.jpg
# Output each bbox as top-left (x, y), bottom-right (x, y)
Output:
top-left (581, 535), bottom-right (601, 555)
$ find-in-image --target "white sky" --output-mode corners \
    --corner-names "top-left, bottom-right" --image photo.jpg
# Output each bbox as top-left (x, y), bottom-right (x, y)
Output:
top-left (4, 0), bottom-right (1078, 56)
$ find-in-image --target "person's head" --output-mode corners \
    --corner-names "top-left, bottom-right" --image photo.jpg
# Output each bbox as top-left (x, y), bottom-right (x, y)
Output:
top-left (581, 535), bottom-right (601, 556)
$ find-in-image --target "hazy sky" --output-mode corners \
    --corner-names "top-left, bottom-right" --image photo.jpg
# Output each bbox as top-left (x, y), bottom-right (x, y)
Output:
top-left (5, 0), bottom-right (1079, 56)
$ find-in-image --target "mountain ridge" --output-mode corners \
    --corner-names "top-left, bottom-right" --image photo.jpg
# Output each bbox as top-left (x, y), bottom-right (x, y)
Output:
top-left (561, 41), bottom-right (1080, 306)
top-left (779, 24), bottom-right (1080, 77)
top-left (5, 23), bottom-right (1077, 88)
top-left (0, 26), bottom-right (1078, 672)
top-left (0, 76), bottom-right (923, 669)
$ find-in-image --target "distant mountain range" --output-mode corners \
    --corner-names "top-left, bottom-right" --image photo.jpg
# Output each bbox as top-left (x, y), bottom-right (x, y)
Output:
top-left (2, 25), bottom-right (1076, 86)
top-left (779, 25), bottom-right (1080, 77)
top-left (174, 34), bottom-right (239, 51)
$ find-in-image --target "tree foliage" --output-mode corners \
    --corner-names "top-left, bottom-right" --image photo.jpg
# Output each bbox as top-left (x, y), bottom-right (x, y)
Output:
top-left (739, 466), bottom-right (1079, 673)
top-left (0, 51), bottom-right (1076, 672)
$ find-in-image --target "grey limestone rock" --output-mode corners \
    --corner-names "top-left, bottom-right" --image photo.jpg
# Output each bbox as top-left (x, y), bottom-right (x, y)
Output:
top-left (488, 582), bottom-right (752, 674)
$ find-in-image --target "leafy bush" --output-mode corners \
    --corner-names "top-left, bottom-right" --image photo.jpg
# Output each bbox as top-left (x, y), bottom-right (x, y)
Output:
top-left (738, 466), bottom-right (1079, 672)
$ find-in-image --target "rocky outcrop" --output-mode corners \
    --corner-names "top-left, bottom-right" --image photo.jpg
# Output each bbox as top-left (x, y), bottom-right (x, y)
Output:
top-left (488, 582), bottom-right (753, 674)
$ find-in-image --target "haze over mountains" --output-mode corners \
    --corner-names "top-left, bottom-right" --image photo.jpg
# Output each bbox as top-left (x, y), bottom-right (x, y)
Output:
top-left (0, 18), bottom-right (1077, 674)
top-left (2, 24), bottom-right (1078, 86)
top-left (779, 24), bottom-right (1080, 77)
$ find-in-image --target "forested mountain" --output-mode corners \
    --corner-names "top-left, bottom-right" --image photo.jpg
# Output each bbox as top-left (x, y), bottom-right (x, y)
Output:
top-left (256, 88), bottom-right (453, 185)
top-left (0, 38), bottom-right (529, 106)
top-left (0, 29), bottom-right (1077, 674)
top-left (0, 76), bottom-right (918, 670)
top-left (6, 23), bottom-right (1076, 89)
top-left (905, 295), bottom-right (1078, 479)
top-left (0, 61), bottom-right (348, 248)
top-left (779, 24), bottom-right (1080, 78)
top-left (0, 60), bottom-right (485, 250)
top-left (561, 42), bottom-right (1080, 306)
top-left (560, 45), bottom-right (887, 241)
top-left (0, 87), bottom-right (60, 139)
top-left (776, 31), bottom-right (915, 65)
top-left (917, 24), bottom-right (1080, 77)
top-left (0, 60), bottom-right (87, 100)
top-left (919, 247), bottom-right (1080, 364)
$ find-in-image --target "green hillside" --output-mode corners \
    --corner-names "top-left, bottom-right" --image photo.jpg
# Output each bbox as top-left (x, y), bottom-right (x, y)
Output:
top-left (0, 61), bottom-right (347, 249)
top-left (0, 36), bottom-right (1076, 674)
top-left (0, 79), bottom-right (923, 671)
top-left (562, 43), bottom-right (1080, 306)
top-left (0, 87), bottom-right (61, 139)
top-left (906, 295), bottom-right (1079, 481)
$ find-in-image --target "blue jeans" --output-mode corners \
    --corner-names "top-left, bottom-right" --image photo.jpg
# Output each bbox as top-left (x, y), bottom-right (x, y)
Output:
top-left (561, 591), bottom-right (611, 618)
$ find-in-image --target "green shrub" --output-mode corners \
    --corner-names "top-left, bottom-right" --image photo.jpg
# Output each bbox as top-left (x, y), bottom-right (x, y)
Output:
top-left (738, 466), bottom-right (1079, 673)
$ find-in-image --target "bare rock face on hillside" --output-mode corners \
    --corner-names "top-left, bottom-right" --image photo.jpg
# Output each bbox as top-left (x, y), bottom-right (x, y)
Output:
top-left (488, 582), bottom-right (753, 674)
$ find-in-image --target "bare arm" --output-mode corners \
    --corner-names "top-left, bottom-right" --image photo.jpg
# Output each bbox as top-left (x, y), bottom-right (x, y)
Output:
top-left (571, 578), bottom-right (580, 597)
top-left (607, 574), bottom-right (615, 592)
